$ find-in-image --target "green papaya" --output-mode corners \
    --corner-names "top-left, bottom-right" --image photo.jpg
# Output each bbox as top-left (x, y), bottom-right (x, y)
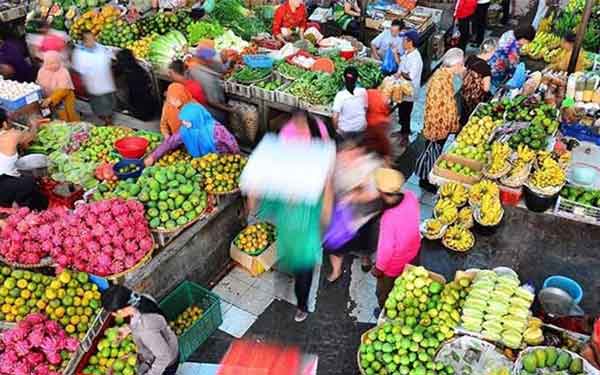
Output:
top-left (545, 347), bottom-right (558, 367)
top-left (522, 354), bottom-right (537, 373)
top-left (556, 352), bottom-right (571, 370)
top-left (534, 349), bottom-right (546, 368)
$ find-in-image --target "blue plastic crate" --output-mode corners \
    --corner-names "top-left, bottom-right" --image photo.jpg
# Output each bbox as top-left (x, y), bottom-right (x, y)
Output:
top-left (243, 55), bottom-right (274, 69)
top-left (0, 89), bottom-right (42, 111)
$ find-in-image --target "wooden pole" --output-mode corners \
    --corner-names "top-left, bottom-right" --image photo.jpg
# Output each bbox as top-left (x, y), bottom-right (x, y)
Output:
top-left (568, 0), bottom-right (594, 73)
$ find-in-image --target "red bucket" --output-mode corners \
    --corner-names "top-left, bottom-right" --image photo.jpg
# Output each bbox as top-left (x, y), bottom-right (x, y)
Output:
top-left (114, 136), bottom-right (149, 159)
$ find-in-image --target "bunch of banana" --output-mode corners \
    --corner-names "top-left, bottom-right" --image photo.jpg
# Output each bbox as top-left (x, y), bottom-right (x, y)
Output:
top-left (508, 144), bottom-right (535, 177)
top-left (543, 48), bottom-right (563, 63)
top-left (558, 150), bottom-right (572, 169)
top-left (478, 194), bottom-right (504, 225)
top-left (439, 182), bottom-right (468, 206)
top-left (458, 206), bottom-right (473, 227)
top-left (522, 31), bottom-right (561, 59)
top-left (529, 157), bottom-right (567, 188)
top-left (536, 150), bottom-right (552, 164)
top-left (487, 142), bottom-right (512, 174)
top-left (469, 180), bottom-right (500, 205)
top-left (523, 317), bottom-right (544, 345)
top-left (538, 13), bottom-right (554, 33)
top-left (442, 224), bottom-right (475, 252)
top-left (423, 218), bottom-right (445, 238)
top-left (434, 198), bottom-right (459, 225)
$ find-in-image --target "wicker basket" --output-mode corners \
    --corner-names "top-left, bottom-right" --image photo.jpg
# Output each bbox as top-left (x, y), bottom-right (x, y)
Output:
top-left (512, 347), bottom-right (600, 375)
top-left (442, 228), bottom-right (475, 252)
top-left (0, 255), bottom-right (54, 268)
top-left (420, 219), bottom-right (448, 240)
top-left (357, 327), bottom-right (378, 375)
top-left (482, 162), bottom-right (511, 180)
top-left (473, 206), bottom-right (504, 227)
top-left (500, 163), bottom-right (532, 188)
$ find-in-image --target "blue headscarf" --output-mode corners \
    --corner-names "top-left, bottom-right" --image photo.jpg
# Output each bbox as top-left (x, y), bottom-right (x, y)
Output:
top-left (178, 103), bottom-right (217, 157)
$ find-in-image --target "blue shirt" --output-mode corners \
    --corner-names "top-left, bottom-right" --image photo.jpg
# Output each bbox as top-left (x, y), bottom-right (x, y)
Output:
top-left (371, 30), bottom-right (404, 57)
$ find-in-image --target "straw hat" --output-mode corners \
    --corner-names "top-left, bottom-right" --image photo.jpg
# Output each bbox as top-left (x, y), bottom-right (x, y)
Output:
top-left (374, 168), bottom-right (405, 194)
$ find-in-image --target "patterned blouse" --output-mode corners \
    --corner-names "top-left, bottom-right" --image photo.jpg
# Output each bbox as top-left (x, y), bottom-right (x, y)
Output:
top-left (423, 67), bottom-right (460, 142)
top-left (489, 30), bottom-right (520, 90)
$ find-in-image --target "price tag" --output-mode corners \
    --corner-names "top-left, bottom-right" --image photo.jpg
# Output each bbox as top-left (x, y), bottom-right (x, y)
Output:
top-left (25, 92), bottom-right (39, 104)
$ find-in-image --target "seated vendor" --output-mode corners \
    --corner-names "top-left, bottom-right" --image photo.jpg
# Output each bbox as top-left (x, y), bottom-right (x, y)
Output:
top-left (370, 19), bottom-right (405, 61)
top-left (0, 109), bottom-right (48, 211)
top-left (272, 0), bottom-right (308, 43)
top-left (334, 0), bottom-right (362, 38)
top-left (145, 103), bottom-right (239, 166)
top-left (160, 83), bottom-right (195, 139)
top-left (548, 32), bottom-right (589, 72)
top-left (37, 51), bottom-right (80, 123)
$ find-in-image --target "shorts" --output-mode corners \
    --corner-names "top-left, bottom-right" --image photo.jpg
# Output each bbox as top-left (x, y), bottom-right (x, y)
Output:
top-left (89, 93), bottom-right (115, 117)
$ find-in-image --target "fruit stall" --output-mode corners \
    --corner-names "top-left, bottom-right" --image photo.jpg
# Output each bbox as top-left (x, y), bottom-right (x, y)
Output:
top-left (358, 264), bottom-right (600, 374)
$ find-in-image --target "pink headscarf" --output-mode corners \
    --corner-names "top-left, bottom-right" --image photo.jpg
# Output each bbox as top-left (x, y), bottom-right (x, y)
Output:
top-left (36, 51), bottom-right (74, 95)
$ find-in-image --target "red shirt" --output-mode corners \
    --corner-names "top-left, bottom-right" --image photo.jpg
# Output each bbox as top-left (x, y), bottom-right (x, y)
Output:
top-left (272, 1), bottom-right (308, 36)
top-left (184, 79), bottom-right (207, 105)
top-left (366, 89), bottom-right (391, 128)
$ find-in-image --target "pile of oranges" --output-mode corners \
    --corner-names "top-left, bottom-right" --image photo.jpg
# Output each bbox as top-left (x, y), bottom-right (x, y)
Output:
top-left (234, 222), bottom-right (275, 254)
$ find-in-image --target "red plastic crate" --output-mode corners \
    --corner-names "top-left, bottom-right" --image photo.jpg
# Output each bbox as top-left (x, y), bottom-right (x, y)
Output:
top-left (218, 340), bottom-right (300, 375)
top-left (500, 186), bottom-right (523, 206)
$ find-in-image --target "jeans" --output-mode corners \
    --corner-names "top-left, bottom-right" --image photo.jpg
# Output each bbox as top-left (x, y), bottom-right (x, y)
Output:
top-left (294, 269), bottom-right (313, 312)
top-left (457, 17), bottom-right (471, 51)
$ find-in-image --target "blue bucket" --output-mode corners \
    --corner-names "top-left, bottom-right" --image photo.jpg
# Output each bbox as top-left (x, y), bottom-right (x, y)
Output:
top-left (113, 158), bottom-right (144, 180)
top-left (543, 276), bottom-right (583, 305)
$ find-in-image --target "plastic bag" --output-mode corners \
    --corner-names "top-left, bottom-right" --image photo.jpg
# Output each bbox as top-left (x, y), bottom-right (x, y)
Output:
top-left (323, 202), bottom-right (356, 252)
top-left (506, 63), bottom-right (527, 89)
top-left (381, 46), bottom-right (398, 76)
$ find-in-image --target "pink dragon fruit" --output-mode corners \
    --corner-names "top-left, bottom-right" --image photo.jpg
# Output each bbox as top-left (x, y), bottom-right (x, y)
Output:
top-left (111, 261), bottom-right (125, 274)
top-left (12, 361), bottom-right (30, 375)
top-left (139, 238), bottom-right (153, 252)
top-left (124, 256), bottom-right (139, 268)
top-left (25, 352), bottom-right (45, 366)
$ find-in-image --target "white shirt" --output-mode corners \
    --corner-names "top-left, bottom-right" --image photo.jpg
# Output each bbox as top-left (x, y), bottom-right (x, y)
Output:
top-left (397, 49), bottom-right (423, 102)
top-left (72, 43), bottom-right (115, 96)
top-left (332, 87), bottom-right (368, 133)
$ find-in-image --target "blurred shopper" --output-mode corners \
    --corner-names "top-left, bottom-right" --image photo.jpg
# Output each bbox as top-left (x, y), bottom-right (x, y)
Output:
top-left (460, 38), bottom-right (496, 125)
top-left (415, 48), bottom-right (464, 193)
top-left (332, 66), bottom-right (368, 140)
top-left (114, 49), bottom-right (157, 121)
top-left (395, 29), bottom-right (423, 146)
top-left (0, 32), bottom-right (34, 83)
top-left (168, 59), bottom-right (207, 105)
top-left (145, 103), bottom-right (238, 166)
top-left (72, 31), bottom-right (116, 125)
top-left (0, 109), bottom-right (48, 210)
top-left (371, 168), bottom-right (420, 309)
top-left (280, 110), bottom-right (330, 141)
top-left (37, 51), bottom-right (79, 122)
top-left (159, 83), bottom-right (195, 139)
top-left (489, 25), bottom-right (535, 91)
top-left (370, 20), bottom-right (404, 61)
top-left (102, 285), bottom-right (179, 375)
top-left (325, 136), bottom-right (383, 282)
top-left (454, 0), bottom-right (477, 50)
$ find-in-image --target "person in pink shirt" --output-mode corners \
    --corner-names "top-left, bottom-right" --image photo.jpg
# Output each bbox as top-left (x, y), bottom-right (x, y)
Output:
top-left (279, 110), bottom-right (330, 142)
top-left (371, 168), bottom-right (421, 309)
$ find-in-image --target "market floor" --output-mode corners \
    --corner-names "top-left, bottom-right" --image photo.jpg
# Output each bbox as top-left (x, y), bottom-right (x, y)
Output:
top-left (189, 256), bottom-right (375, 375)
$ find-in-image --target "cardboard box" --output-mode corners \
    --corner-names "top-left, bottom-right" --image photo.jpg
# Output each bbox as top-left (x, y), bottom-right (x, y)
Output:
top-left (230, 242), bottom-right (278, 276)
top-left (412, 6), bottom-right (444, 24)
top-left (432, 154), bottom-right (483, 185)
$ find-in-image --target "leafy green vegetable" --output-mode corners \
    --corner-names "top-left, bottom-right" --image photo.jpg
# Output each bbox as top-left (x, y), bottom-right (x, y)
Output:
top-left (212, 0), bottom-right (266, 40)
top-left (286, 72), bottom-right (341, 106)
top-left (276, 62), bottom-right (306, 79)
top-left (232, 67), bottom-right (271, 83)
top-left (186, 20), bottom-right (224, 45)
top-left (148, 31), bottom-right (188, 69)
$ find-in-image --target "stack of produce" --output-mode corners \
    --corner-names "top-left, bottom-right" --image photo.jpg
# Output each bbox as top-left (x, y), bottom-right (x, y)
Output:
top-left (435, 188), bottom-right (476, 252)
top-left (0, 268), bottom-right (51, 323)
top-left (360, 266), bottom-right (471, 375)
top-left (286, 72), bottom-right (340, 106)
top-left (186, 20), bottom-right (224, 45)
top-left (27, 122), bottom-right (72, 155)
top-left (469, 180), bottom-right (500, 206)
top-left (191, 153), bottom-right (247, 194)
top-left (521, 31), bottom-right (561, 60)
top-left (254, 79), bottom-right (285, 92)
top-left (448, 115), bottom-right (502, 163)
top-left (502, 144), bottom-right (536, 186)
top-left (69, 6), bottom-right (121, 40)
top-left (168, 305), bottom-right (204, 336)
top-left (98, 19), bottom-right (140, 48)
top-left (72, 126), bottom-right (132, 164)
top-left (82, 316), bottom-right (137, 375)
top-left (95, 163), bottom-right (207, 230)
top-left (214, 30), bottom-right (249, 52)
top-left (560, 186), bottom-right (600, 207)
top-left (484, 142), bottom-right (511, 177)
top-left (156, 148), bottom-right (191, 167)
top-left (460, 270), bottom-right (534, 348)
top-left (527, 151), bottom-right (567, 194)
top-left (0, 313), bottom-right (80, 375)
top-left (234, 222), bottom-right (275, 253)
top-left (135, 130), bottom-right (162, 151)
top-left (49, 199), bottom-right (154, 276)
top-left (354, 60), bottom-right (383, 89)
top-left (276, 62), bottom-right (306, 80)
top-left (519, 347), bottom-right (584, 374)
top-left (212, 0), bottom-right (266, 41)
top-left (148, 31), bottom-right (188, 70)
top-left (231, 67), bottom-right (271, 84)
top-left (0, 207), bottom-right (68, 265)
top-left (475, 194), bottom-right (504, 226)
top-left (126, 34), bottom-right (157, 60)
top-left (0, 80), bottom-right (41, 103)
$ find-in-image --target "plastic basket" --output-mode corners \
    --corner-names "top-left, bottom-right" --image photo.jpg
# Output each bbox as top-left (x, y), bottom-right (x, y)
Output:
top-left (159, 281), bottom-right (222, 362)
top-left (543, 275), bottom-right (583, 305)
top-left (275, 83), bottom-right (298, 107)
top-left (0, 89), bottom-right (42, 111)
top-left (553, 196), bottom-right (600, 225)
top-left (243, 54), bottom-right (274, 69)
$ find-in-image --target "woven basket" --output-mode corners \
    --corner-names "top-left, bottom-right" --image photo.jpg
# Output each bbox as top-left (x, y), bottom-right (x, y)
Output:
top-left (500, 163), bottom-right (532, 188)
top-left (357, 327), bottom-right (379, 375)
top-left (420, 219), bottom-right (448, 240)
top-left (473, 206), bottom-right (504, 227)
top-left (482, 162), bottom-right (511, 180)
top-left (442, 229), bottom-right (475, 252)
top-left (0, 255), bottom-right (54, 268)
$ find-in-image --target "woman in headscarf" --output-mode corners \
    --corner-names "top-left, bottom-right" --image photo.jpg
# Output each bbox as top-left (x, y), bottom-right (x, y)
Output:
top-left (37, 51), bottom-right (79, 122)
top-left (115, 49), bottom-right (158, 121)
top-left (159, 83), bottom-right (195, 139)
top-left (415, 48), bottom-right (465, 193)
top-left (488, 24), bottom-right (535, 91)
top-left (145, 102), bottom-right (239, 166)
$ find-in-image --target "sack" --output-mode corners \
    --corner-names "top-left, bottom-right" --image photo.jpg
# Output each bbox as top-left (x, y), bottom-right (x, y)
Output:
top-left (323, 202), bottom-right (357, 252)
top-left (381, 47), bottom-right (398, 76)
top-left (506, 63), bottom-right (527, 89)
